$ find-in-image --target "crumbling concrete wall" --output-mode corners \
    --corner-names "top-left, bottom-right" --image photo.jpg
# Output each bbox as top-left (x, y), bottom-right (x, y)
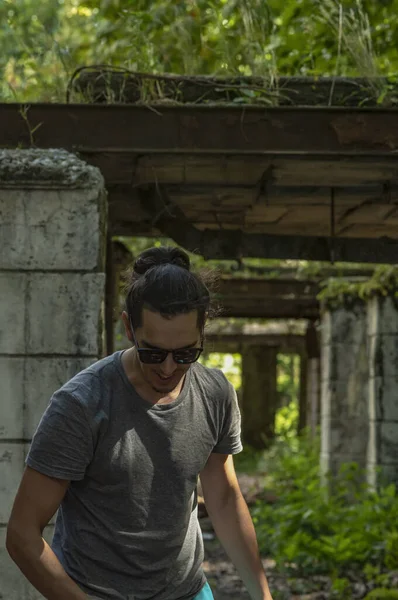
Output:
top-left (0, 149), bottom-right (107, 599)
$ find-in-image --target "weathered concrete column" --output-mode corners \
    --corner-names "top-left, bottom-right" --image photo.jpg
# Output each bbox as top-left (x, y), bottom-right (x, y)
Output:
top-left (305, 321), bottom-right (321, 437)
top-left (241, 344), bottom-right (278, 449)
top-left (298, 352), bottom-right (308, 434)
top-left (0, 149), bottom-right (107, 599)
top-left (307, 357), bottom-right (321, 437)
top-left (367, 296), bottom-right (398, 488)
top-left (320, 302), bottom-right (369, 479)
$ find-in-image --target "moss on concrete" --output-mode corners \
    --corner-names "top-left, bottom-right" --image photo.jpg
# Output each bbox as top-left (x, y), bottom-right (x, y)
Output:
top-left (0, 148), bottom-right (103, 188)
top-left (318, 265), bottom-right (398, 309)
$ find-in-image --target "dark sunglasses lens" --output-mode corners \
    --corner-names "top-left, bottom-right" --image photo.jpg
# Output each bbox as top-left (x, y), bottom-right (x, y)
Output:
top-left (173, 348), bottom-right (202, 364)
top-left (138, 349), bottom-right (168, 364)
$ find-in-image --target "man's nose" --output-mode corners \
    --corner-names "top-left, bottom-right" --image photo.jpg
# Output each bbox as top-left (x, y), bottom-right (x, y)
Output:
top-left (160, 352), bottom-right (177, 375)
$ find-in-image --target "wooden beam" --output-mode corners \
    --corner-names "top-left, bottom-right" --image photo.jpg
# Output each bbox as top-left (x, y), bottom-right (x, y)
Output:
top-left (217, 277), bottom-right (318, 297)
top-left (217, 265), bottom-right (374, 278)
top-left (108, 184), bottom-right (397, 225)
top-left (2, 103), bottom-right (396, 262)
top-left (94, 153), bottom-right (398, 187)
top-left (168, 184), bottom-right (396, 206)
top-left (216, 277), bottom-right (320, 319)
top-left (147, 219), bottom-right (397, 263)
top-left (205, 322), bottom-right (306, 353)
top-left (207, 230), bottom-right (398, 263)
top-left (206, 335), bottom-right (305, 354)
top-left (131, 186), bottom-right (398, 263)
top-left (219, 300), bottom-right (319, 319)
top-left (2, 103), bottom-right (398, 154)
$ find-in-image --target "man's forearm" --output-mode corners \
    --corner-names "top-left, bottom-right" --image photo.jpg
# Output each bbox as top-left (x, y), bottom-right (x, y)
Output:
top-left (206, 488), bottom-right (273, 600)
top-left (7, 532), bottom-right (88, 600)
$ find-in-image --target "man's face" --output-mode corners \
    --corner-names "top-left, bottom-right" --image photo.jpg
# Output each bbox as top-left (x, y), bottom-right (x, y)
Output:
top-left (133, 308), bottom-right (201, 394)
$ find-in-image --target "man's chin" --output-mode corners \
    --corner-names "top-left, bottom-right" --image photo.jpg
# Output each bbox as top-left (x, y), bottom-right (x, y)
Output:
top-left (150, 372), bottom-right (184, 394)
top-left (152, 385), bottom-right (175, 394)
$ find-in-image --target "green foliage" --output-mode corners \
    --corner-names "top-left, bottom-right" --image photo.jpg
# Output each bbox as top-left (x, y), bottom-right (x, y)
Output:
top-left (385, 531), bottom-right (398, 570)
top-left (318, 265), bottom-right (398, 309)
top-left (364, 591), bottom-right (398, 600)
top-left (330, 577), bottom-right (351, 599)
top-left (2, 0), bottom-right (398, 101)
top-left (199, 352), bottom-right (242, 389)
top-left (234, 445), bottom-right (265, 474)
top-left (277, 354), bottom-right (299, 409)
top-left (363, 563), bottom-right (392, 588)
top-left (251, 432), bottom-right (398, 578)
top-left (233, 402), bottom-right (300, 473)
top-left (274, 401), bottom-right (298, 440)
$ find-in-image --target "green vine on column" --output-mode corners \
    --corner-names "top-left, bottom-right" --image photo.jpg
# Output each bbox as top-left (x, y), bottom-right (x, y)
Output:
top-left (317, 265), bottom-right (398, 310)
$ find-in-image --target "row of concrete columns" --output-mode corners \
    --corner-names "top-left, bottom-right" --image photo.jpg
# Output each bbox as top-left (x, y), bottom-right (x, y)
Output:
top-left (240, 298), bottom-right (398, 489)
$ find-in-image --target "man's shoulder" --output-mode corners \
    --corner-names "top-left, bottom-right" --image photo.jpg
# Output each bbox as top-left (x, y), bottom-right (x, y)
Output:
top-left (59, 351), bottom-right (121, 410)
top-left (190, 362), bottom-right (231, 397)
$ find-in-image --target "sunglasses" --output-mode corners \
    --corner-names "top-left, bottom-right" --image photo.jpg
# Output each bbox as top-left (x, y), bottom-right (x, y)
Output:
top-left (129, 317), bottom-right (203, 365)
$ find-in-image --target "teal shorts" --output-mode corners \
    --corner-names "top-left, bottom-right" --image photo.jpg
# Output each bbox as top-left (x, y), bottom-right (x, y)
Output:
top-left (193, 582), bottom-right (214, 599)
top-left (89, 582), bottom-right (214, 600)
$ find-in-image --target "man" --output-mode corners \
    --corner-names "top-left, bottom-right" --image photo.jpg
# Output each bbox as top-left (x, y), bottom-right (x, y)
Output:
top-left (7, 246), bottom-right (273, 600)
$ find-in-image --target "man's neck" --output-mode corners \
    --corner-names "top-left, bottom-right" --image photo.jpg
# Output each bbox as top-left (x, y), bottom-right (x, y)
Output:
top-left (122, 348), bottom-right (185, 405)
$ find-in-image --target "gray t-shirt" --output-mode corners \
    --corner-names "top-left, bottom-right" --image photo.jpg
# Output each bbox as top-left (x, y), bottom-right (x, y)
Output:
top-left (26, 351), bottom-right (242, 600)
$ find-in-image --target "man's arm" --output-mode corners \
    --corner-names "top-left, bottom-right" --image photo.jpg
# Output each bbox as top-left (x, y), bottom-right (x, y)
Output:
top-left (6, 466), bottom-right (88, 600)
top-left (200, 453), bottom-right (273, 600)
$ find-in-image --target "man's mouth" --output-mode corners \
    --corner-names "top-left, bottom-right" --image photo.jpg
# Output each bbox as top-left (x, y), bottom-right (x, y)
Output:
top-left (156, 372), bottom-right (175, 381)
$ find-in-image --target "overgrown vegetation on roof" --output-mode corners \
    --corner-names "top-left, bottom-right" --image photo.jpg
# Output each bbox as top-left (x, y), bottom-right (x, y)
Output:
top-left (2, 0), bottom-right (398, 103)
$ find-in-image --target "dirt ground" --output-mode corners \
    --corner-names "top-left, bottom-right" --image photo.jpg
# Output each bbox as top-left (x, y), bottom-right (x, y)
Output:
top-left (201, 521), bottom-right (334, 600)
top-left (200, 473), bottom-right (398, 600)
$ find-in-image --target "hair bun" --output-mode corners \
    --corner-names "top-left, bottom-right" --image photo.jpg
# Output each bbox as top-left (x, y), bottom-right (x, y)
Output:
top-left (133, 246), bottom-right (190, 275)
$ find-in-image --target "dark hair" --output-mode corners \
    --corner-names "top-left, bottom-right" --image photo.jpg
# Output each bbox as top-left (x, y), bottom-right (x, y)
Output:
top-left (125, 246), bottom-right (216, 332)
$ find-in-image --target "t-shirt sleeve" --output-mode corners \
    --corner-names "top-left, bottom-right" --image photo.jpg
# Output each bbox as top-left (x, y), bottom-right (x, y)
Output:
top-left (26, 389), bottom-right (94, 481)
top-left (213, 380), bottom-right (243, 455)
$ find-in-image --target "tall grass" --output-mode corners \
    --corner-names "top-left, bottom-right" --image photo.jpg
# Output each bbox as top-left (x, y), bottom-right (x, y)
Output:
top-left (317, 0), bottom-right (385, 102)
top-left (0, 0), bottom-right (394, 103)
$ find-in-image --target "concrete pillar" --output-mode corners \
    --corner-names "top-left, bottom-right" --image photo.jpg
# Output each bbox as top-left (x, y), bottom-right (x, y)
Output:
top-left (320, 303), bottom-right (369, 479)
top-left (307, 357), bottom-right (321, 437)
top-left (298, 353), bottom-right (308, 434)
top-left (0, 149), bottom-right (107, 599)
top-left (241, 345), bottom-right (278, 449)
top-left (305, 321), bottom-right (321, 437)
top-left (367, 296), bottom-right (398, 488)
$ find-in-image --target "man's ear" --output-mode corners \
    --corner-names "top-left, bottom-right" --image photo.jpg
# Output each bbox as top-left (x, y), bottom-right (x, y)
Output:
top-left (121, 311), bottom-right (133, 343)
